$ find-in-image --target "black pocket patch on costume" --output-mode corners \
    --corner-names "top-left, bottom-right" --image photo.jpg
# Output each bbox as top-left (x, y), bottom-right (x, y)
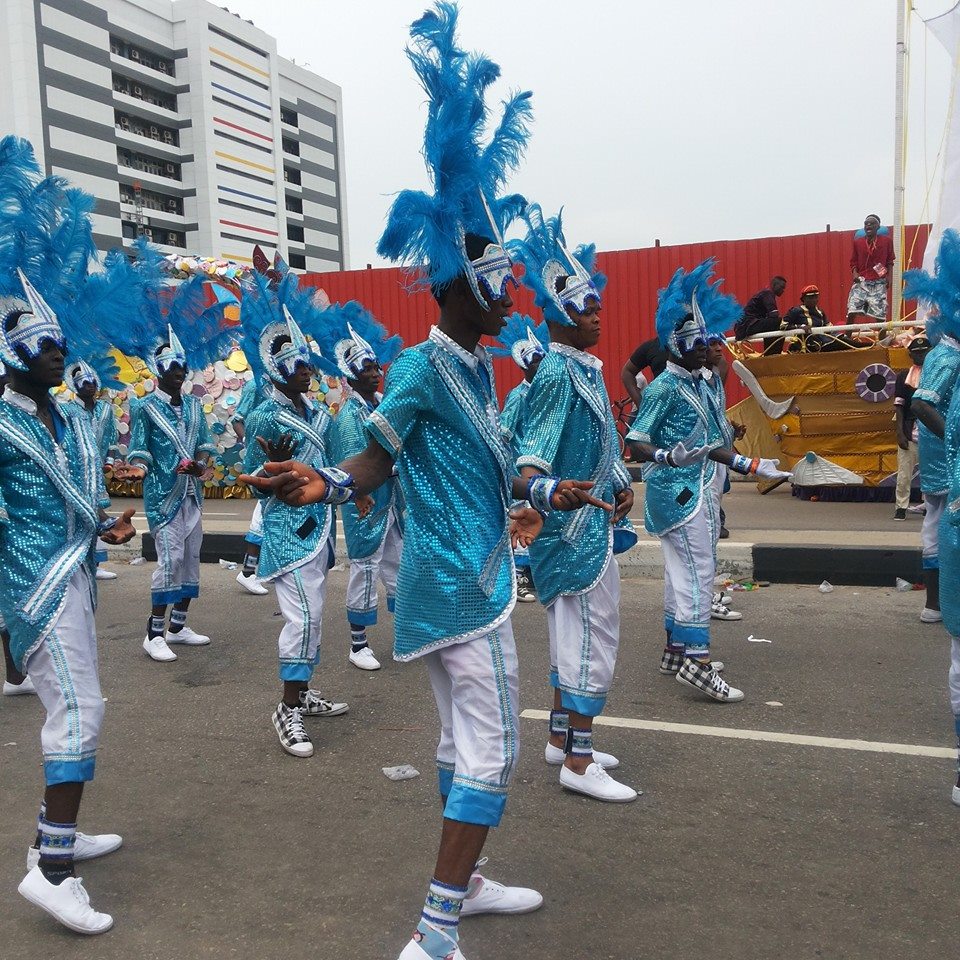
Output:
top-left (295, 516), bottom-right (318, 539)
top-left (676, 487), bottom-right (693, 506)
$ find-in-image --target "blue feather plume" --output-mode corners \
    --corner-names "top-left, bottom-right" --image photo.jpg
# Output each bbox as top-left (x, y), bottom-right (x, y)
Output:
top-left (903, 228), bottom-right (960, 342)
top-left (654, 258), bottom-right (738, 349)
top-left (488, 311), bottom-right (550, 360)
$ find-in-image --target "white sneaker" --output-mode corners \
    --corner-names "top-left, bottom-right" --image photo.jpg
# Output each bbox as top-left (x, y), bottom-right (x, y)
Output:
top-left (953, 784), bottom-right (960, 807)
top-left (27, 832), bottom-right (122, 871)
top-left (559, 761), bottom-right (639, 802)
top-left (272, 701), bottom-right (314, 758)
top-left (460, 860), bottom-right (543, 916)
top-left (165, 626), bottom-right (210, 646)
top-left (299, 689), bottom-right (349, 717)
top-left (711, 601), bottom-right (742, 621)
top-left (676, 658), bottom-right (744, 703)
top-left (18, 867), bottom-right (113, 935)
top-left (349, 646), bottom-right (381, 671)
top-left (920, 607), bottom-right (943, 624)
top-left (544, 741), bottom-right (620, 770)
top-left (142, 636), bottom-right (177, 662)
top-left (95, 569), bottom-right (117, 581)
top-left (236, 571), bottom-right (269, 595)
top-left (3, 675), bottom-right (37, 696)
top-left (712, 591), bottom-right (733, 607)
top-left (397, 931), bottom-right (466, 960)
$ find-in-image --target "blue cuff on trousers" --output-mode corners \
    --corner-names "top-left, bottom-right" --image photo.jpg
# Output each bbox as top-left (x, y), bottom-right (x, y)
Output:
top-left (44, 757), bottom-right (96, 786)
top-left (559, 688), bottom-right (608, 718)
top-left (923, 555), bottom-right (940, 570)
top-left (346, 607), bottom-right (378, 626)
top-left (444, 781), bottom-right (507, 827)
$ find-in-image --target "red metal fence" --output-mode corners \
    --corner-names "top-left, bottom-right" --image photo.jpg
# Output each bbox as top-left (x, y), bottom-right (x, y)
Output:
top-left (301, 225), bottom-right (932, 407)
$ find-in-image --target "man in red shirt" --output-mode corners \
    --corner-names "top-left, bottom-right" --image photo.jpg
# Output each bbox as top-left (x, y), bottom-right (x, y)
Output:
top-left (847, 214), bottom-right (895, 322)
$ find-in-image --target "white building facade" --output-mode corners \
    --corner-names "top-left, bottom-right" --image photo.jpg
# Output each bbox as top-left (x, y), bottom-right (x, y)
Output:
top-left (0, 0), bottom-right (348, 271)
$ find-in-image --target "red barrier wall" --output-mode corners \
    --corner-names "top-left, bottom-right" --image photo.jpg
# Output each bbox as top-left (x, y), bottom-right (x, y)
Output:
top-left (301, 225), bottom-right (931, 407)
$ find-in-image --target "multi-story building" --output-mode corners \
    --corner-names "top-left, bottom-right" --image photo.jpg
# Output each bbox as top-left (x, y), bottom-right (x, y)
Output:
top-left (0, 0), bottom-right (348, 271)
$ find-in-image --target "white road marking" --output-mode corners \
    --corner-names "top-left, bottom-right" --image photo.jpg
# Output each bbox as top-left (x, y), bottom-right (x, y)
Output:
top-left (519, 709), bottom-right (954, 759)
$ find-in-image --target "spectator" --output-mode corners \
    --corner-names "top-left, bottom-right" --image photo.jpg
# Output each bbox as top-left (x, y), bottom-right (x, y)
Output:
top-left (620, 335), bottom-right (669, 410)
top-left (848, 214), bottom-right (895, 322)
top-left (893, 334), bottom-right (931, 520)
top-left (736, 276), bottom-right (793, 354)
top-left (783, 284), bottom-right (855, 352)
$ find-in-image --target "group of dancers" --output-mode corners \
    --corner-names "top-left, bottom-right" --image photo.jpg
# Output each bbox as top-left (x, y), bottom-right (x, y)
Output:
top-left (2, 3), bottom-right (956, 957)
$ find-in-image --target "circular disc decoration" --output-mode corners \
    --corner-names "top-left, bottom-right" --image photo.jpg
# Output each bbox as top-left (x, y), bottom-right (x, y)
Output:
top-left (855, 363), bottom-right (896, 403)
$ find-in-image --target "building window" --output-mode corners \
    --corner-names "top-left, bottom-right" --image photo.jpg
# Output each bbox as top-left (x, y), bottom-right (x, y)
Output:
top-left (285, 196), bottom-right (303, 214)
top-left (284, 166), bottom-right (301, 186)
top-left (287, 224), bottom-right (305, 243)
top-left (115, 111), bottom-right (179, 146)
top-left (280, 107), bottom-right (298, 127)
top-left (110, 36), bottom-right (175, 76)
top-left (111, 73), bottom-right (176, 112)
top-left (282, 137), bottom-right (300, 157)
top-left (288, 253), bottom-right (306, 270)
top-left (117, 147), bottom-right (181, 181)
top-left (121, 221), bottom-right (138, 239)
top-left (119, 183), bottom-right (183, 216)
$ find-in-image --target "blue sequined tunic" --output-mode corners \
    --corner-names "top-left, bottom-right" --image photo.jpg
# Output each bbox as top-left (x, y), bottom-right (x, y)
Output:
top-left (914, 335), bottom-right (960, 495)
top-left (330, 392), bottom-right (402, 560)
top-left (940, 381), bottom-right (960, 639)
top-left (499, 380), bottom-right (530, 453)
top-left (627, 362), bottom-right (715, 536)
top-left (0, 391), bottom-right (108, 671)
top-left (701, 367), bottom-right (734, 448)
top-left (62, 398), bottom-right (119, 465)
top-left (243, 386), bottom-right (332, 580)
top-left (365, 327), bottom-right (516, 661)
top-left (232, 378), bottom-right (267, 424)
top-left (127, 389), bottom-right (217, 531)
top-left (517, 345), bottom-right (631, 605)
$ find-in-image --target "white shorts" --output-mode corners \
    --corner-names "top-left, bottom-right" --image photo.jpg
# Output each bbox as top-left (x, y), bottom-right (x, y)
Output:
top-left (345, 512), bottom-right (402, 627)
top-left (547, 555), bottom-right (621, 718)
top-left (27, 568), bottom-right (104, 786)
top-left (151, 497), bottom-right (203, 606)
top-left (245, 500), bottom-right (264, 546)
top-left (425, 621), bottom-right (519, 828)
top-left (922, 492), bottom-right (946, 569)
top-left (274, 549), bottom-right (329, 682)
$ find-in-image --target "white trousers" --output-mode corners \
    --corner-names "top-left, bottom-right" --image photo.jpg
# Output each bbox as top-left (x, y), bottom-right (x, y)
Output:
top-left (27, 568), bottom-right (104, 785)
top-left (922, 492), bottom-right (946, 569)
top-left (950, 636), bottom-right (960, 722)
top-left (345, 513), bottom-right (402, 627)
top-left (661, 504), bottom-right (714, 656)
top-left (274, 549), bottom-right (329, 682)
top-left (151, 497), bottom-right (203, 605)
top-left (895, 442), bottom-right (919, 510)
top-left (245, 500), bottom-right (264, 545)
top-left (425, 621), bottom-right (519, 828)
top-left (709, 465), bottom-right (725, 552)
top-left (547, 555), bottom-right (621, 717)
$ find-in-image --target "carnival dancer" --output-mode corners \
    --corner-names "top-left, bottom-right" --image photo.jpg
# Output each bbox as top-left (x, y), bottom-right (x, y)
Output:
top-left (903, 230), bottom-right (960, 805)
top-left (64, 359), bottom-right (122, 582)
top-left (0, 143), bottom-right (137, 933)
top-left (908, 295), bottom-right (960, 624)
top-left (627, 262), bottom-right (791, 702)
top-left (241, 7), bottom-right (612, 956)
top-left (507, 206), bottom-right (637, 802)
top-left (232, 376), bottom-right (270, 595)
top-left (327, 304), bottom-right (403, 671)
top-left (241, 276), bottom-right (350, 756)
top-left (490, 312), bottom-right (549, 603)
top-left (114, 249), bottom-right (232, 662)
top-left (701, 305), bottom-right (744, 622)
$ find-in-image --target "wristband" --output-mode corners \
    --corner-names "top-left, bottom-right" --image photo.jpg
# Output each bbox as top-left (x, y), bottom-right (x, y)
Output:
top-left (653, 448), bottom-right (671, 465)
top-left (731, 454), bottom-right (761, 475)
top-left (318, 467), bottom-right (356, 505)
top-left (527, 475), bottom-right (560, 513)
top-left (97, 517), bottom-right (118, 537)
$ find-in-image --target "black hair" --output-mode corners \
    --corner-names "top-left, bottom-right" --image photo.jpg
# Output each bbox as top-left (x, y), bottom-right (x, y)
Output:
top-left (865, 214), bottom-right (881, 224)
top-left (772, 275), bottom-right (787, 284)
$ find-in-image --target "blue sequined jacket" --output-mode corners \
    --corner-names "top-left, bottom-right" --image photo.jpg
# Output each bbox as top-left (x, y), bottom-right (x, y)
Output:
top-left (628, 363), bottom-right (716, 536)
top-left (0, 392), bottom-right (108, 671)
top-left (243, 387), bottom-right (332, 580)
top-left (914, 335), bottom-right (960, 495)
top-left (62, 398), bottom-right (119, 465)
top-left (499, 380), bottom-right (530, 455)
top-left (330, 392), bottom-right (402, 560)
top-left (127, 389), bottom-right (217, 531)
top-left (701, 367), bottom-right (734, 449)
top-left (365, 328), bottom-right (516, 661)
top-left (517, 345), bottom-right (631, 605)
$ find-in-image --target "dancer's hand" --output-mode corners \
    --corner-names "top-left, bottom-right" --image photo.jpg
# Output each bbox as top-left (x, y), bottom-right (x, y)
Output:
top-left (177, 459), bottom-right (207, 477)
top-left (240, 461), bottom-right (321, 506)
top-left (113, 463), bottom-right (146, 482)
top-left (258, 433), bottom-right (295, 462)
top-left (755, 458), bottom-right (792, 481)
top-left (613, 486), bottom-right (634, 522)
top-left (731, 421), bottom-right (747, 441)
top-left (510, 506), bottom-right (544, 547)
top-left (667, 440), bottom-right (715, 467)
top-left (550, 479), bottom-right (613, 512)
top-left (356, 494), bottom-right (374, 518)
top-left (101, 508), bottom-right (137, 545)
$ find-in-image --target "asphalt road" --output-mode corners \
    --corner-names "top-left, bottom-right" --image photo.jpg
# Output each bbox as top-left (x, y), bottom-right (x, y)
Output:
top-left (0, 564), bottom-right (954, 959)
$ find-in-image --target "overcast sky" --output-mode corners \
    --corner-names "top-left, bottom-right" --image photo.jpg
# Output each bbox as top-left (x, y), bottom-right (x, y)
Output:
top-left (222, 0), bottom-right (957, 268)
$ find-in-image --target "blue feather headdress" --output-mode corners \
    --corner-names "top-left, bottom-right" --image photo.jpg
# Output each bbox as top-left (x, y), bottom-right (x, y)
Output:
top-left (376, 2), bottom-right (532, 308)
top-left (508, 204), bottom-right (605, 327)
top-left (655, 258), bottom-right (738, 357)
top-left (489, 311), bottom-right (549, 369)
top-left (238, 273), bottom-right (334, 385)
top-left (903, 228), bottom-right (960, 344)
top-left (305, 299), bottom-right (403, 380)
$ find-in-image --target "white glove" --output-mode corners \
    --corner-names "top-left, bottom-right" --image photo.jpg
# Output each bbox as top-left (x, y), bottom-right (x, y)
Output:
top-left (667, 440), bottom-right (716, 467)
top-left (755, 457), bottom-right (793, 481)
